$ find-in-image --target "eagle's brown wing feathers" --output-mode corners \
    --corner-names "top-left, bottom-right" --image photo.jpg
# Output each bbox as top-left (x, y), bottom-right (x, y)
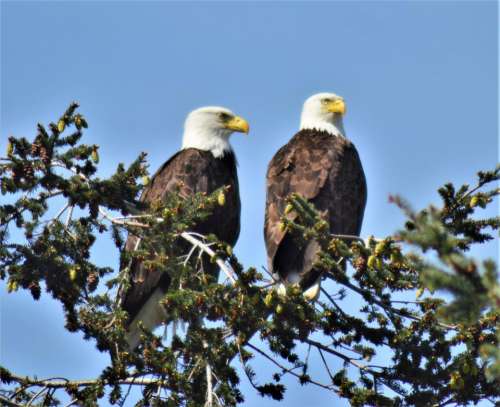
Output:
top-left (121, 148), bottom-right (240, 323)
top-left (265, 129), bottom-right (366, 287)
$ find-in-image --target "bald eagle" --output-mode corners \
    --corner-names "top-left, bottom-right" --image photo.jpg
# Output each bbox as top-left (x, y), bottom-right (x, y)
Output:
top-left (121, 106), bottom-right (249, 349)
top-left (265, 93), bottom-right (367, 299)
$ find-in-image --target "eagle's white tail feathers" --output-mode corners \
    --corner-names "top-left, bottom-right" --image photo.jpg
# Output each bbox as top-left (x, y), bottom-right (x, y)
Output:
top-left (276, 282), bottom-right (287, 297)
top-left (275, 278), bottom-right (321, 302)
top-left (302, 280), bottom-right (321, 302)
top-left (125, 287), bottom-right (167, 351)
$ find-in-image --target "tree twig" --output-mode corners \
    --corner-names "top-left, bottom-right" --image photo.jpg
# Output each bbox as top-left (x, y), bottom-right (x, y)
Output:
top-left (304, 338), bottom-right (369, 371)
top-left (205, 360), bottom-right (214, 407)
top-left (26, 385), bottom-right (48, 406)
top-left (65, 205), bottom-right (74, 227)
top-left (330, 233), bottom-right (366, 243)
top-left (318, 348), bottom-right (335, 384)
top-left (320, 287), bottom-right (348, 318)
top-left (180, 232), bottom-right (236, 284)
top-left (99, 207), bottom-right (149, 228)
top-left (0, 395), bottom-right (24, 407)
top-left (4, 373), bottom-right (166, 389)
top-left (326, 270), bottom-right (456, 330)
top-left (246, 342), bottom-right (334, 391)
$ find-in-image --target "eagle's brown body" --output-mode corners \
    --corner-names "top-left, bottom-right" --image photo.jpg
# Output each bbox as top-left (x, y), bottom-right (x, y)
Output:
top-left (121, 148), bottom-right (240, 343)
top-left (265, 129), bottom-right (367, 288)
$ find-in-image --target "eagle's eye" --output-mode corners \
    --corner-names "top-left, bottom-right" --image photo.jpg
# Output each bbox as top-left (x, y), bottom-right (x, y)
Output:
top-left (218, 112), bottom-right (231, 121)
top-left (321, 99), bottom-right (331, 105)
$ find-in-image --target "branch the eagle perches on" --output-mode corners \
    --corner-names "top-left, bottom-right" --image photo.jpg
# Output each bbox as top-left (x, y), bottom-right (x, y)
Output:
top-left (17, 158), bottom-right (377, 406)
top-left (3, 110), bottom-right (498, 407)
top-left (0, 157), bottom-right (448, 406)
top-left (97, 198), bottom-right (438, 404)
top-left (17, 209), bottom-right (371, 407)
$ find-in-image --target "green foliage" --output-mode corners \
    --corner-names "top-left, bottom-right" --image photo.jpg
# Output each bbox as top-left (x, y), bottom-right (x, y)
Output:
top-left (1, 104), bottom-right (498, 406)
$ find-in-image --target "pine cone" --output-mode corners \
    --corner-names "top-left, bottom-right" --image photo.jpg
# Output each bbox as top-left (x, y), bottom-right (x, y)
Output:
top-left (11, 165), bottom-right (22, 183)
top-left (23, 163), bottom-right (34, 180)
top-left (31, 143), bottom-right (39, 156)
top-left (31, 138), bottom-right (42, 156)
top-left (11, 166), bottom-right (19, 180)
top-left (39, 147), bottom-right (50, 165)
top-left (28, 281), bottom-right (41, 300)
top-left (89, 202), bottom-right (98, 219)
top-left (353, 256), bottom-right (367, 272)
top-left (87, 272), bottom-right (98, 291)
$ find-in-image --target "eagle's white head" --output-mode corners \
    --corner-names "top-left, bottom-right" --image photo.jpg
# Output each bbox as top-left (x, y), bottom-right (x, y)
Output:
top-left (182, 106), bottom-right (249, 158)
top-left (300, 92), bottom-right (346, 137)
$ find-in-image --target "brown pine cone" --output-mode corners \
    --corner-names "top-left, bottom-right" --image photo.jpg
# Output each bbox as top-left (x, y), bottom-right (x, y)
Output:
top-left (31, 143), bottom-right (40, 156)
top-left (28, 281), bottom-right (41, 300)
top-left (23, 163), bottom-right (34, 180)
top-left (31, 137), bottom-right (42, 156)
top-left (353, 256), bottom-right (367, 272)
top-left (39, 147), bottom-right (50, 165)
top-left (11, 165), bottom-right (22, 182)
top-left (87, 272), bottom-right (98, 291)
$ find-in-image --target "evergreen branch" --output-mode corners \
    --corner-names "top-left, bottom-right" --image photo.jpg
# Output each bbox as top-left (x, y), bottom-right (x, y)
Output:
top-left (2, 108), bottom-right (498, 406)
top-left (246, 343), bottom-right (334, 391)
top-left (304, 338), bottom-right (369, 371)
top-left (320, 287), bottom-right (348, 317)
top-left (98, 207), bottom-right (150, 228)
top-left (205, 359), bottom-right (214, 407)
top-left (0, 395), bottom-right (24, 407)
top-left (303, 339), bottom-right (409, 398)
top-left (180, 231), bottom-right (237, 284)
top-left (26, 385), bottom-right (49, 406)
top-left (326, 270), bottom-right (457, 330)
top-left (317, 348), bottom-right (335, 384)
top-left (3, 372), bottom-right (168, 389)
top-left (65, 205), bottom-right (74, 227)
top-left (330, 233), bottom-right (366, 243)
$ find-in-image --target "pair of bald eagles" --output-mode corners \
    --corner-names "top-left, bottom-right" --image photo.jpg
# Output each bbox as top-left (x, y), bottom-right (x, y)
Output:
top-left (121, 93), bottom-right (367, 349)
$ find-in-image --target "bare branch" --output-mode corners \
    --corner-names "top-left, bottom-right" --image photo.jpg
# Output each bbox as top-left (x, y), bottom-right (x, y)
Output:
top-left (4, 373), bottom-right (167, 389)
top-left (205, 361), bottom-right (214, 407)
top-left (304, 338), bottom-right (369, 371)
top-left (180, 232), bottom-right (237, 284)
top-left (26, 385), bottom-right (49, 406)
top-left (53, 204), bottom-right (70, 223)
top-left (99, 207), bottom-right (149, 228)
top-left (65, 205), bottom-right (74, 227)
top-left (246, 342), bottom-right (334, 391)
top-left (318, 348), bottom-right (335, 384)
top-left (330, 233), bottom-right (366, 243)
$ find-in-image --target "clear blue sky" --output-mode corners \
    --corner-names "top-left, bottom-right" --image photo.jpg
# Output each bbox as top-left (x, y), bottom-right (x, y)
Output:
top-left (1, 1), bottom-right (498, 406)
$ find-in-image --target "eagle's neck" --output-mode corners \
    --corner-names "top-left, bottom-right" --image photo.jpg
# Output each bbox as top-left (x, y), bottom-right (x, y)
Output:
top-left (182, 128), bottom-right (232, 158)
top-left (300, 113), bottom-right (345, 137)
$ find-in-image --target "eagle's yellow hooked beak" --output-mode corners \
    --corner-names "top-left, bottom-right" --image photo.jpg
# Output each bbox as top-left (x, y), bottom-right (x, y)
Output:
top-left (326, 99), bottom-right (346, 115)
top-left (225, 115), bottom-right (250, 134)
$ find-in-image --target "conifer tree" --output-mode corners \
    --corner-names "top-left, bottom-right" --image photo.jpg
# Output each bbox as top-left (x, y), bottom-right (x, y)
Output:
top-left (1, 104), bottom-right (498, 406)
